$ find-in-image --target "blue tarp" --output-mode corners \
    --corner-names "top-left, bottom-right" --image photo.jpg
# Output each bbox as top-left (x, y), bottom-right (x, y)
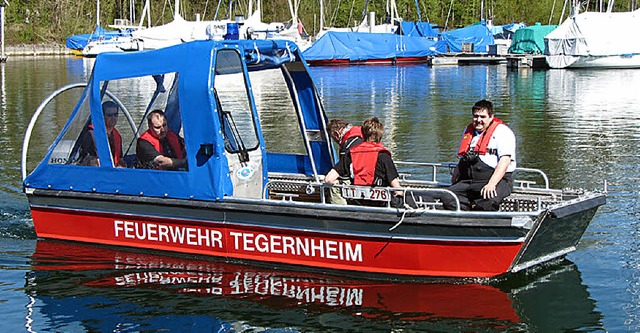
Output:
top-left (490, 22), bottom-right (526, 39)
top-left (26, 40), bottom-right (332, 201)
top-left (302, 31), bottom-right (447, 62)
top-left (399, 21), bottom-right (439, 37)
top-left (65, 25), bottom-right (132, 51)
top-left (441, 22), bottom-right (495, 53)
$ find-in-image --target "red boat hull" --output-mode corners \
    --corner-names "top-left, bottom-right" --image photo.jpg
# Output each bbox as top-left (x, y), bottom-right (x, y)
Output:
top-left (31, 206), bottom-right (524, 278)
top-left (307, 57), bottom-right (429, 66)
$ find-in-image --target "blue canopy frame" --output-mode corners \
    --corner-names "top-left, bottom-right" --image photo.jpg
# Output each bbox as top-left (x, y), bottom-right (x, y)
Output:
top-left (25, 40), bottom-right (334, 201)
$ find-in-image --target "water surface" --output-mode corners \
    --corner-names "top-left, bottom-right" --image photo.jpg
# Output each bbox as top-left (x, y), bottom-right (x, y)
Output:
top-left (1, 56), bottom-right (639, 331)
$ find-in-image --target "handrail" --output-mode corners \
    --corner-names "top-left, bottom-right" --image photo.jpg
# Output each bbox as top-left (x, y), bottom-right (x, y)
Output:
top-left (395, 161), bottom-right (551, 190)
top-left (22, 84), bottom-right (137, 181)
top-left (263, 179), bottom-right (462, 211)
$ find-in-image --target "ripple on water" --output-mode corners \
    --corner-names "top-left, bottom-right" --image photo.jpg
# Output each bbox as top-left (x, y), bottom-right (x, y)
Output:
top-left (0, 209), bottom-right (35, 240)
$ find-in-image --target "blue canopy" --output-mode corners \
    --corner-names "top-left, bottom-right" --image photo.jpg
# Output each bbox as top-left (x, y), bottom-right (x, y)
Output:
top-left (399, 22), bottom-right (439, 38)
top-left (26, 40), bottom-right (333, 201)
top-left (303, 31), bottom-right (446, 62)
top-left (66, 25), bottom-right (133, 51)
top-left (441, 22), bottom-right (495, 53)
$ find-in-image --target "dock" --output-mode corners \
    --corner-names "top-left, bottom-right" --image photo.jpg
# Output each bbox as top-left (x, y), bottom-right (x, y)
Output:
top-left (505, 54), bottom-right (549, 69)
top-left (431, 54), bottom-right (507, 66)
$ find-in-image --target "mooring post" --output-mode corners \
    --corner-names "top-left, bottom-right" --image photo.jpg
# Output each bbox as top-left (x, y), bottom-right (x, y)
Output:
top-left (0, 1), bottom-right (7, 63)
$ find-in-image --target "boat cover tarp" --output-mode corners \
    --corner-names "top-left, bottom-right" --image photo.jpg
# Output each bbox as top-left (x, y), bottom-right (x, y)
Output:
top-left (490, 22), bottom-right (526, 39)
top-left (441, 22), bottom-right (495, 53)
top-left (509, 23), bottom-right (557, 54)
top-left (26, 40), bottom-right (332, 201)
top-left (545, 9), bottom-right (640, 68)
top-left (131, 15), bottom-right (213, 50)
top-left (302, 31), bottom-right (446, 61)
top-left (399, 21), bottom-right (439, 37)
top-left (65, 25), bottom-right (131, 51)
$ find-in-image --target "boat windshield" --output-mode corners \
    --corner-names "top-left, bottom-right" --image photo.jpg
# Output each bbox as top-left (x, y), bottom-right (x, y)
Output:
top-left (213, 49), bottom-right (260, 158)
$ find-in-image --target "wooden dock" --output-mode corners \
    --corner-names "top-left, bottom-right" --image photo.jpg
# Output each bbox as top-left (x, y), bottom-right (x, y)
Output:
top-left (431, 55), bottom-right (507, 66)
top-left (429, 53), bottom-right (548, 69)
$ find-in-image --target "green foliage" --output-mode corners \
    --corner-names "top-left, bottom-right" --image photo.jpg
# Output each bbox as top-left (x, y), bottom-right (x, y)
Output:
top-left (0, 0), bottom-right (637, 44)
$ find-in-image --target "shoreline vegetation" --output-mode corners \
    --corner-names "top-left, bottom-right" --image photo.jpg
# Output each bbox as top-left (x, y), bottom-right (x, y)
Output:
top-left (1, 0), bottom-right (635, 56)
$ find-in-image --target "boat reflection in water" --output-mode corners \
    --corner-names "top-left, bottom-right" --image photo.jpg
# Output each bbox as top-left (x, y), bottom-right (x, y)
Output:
top-left (26, 240), bottom-right (602, 331)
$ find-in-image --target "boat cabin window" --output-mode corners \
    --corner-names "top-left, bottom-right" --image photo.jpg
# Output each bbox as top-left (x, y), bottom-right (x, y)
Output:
top-left (248, 68), bottom-right (307, 155)
top-left (48, 72), bottom-right (187, 170)
top-left (213, 49), bottom-right (260, 154)
top-left (48, 92), bottom-right (93, 166)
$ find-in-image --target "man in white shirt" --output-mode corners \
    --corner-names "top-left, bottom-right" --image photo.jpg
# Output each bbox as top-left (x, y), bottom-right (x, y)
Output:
top-left (443, 99), bottom-right (516, 211)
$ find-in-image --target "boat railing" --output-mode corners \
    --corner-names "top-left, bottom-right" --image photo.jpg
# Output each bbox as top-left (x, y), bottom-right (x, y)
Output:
top-left (264, 178), bottom-right (463, 210)
top-left (394, 161), bottom-right (552, 192)
top-left (265, 165), bottom-right (564, 213)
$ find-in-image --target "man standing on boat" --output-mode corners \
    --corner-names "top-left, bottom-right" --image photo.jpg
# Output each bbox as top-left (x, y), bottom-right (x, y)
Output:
top-left (325, 117), bottom-right (407, 207)
top-left (136, 110), bottom-right (187, 170)
top-left (443, 99), bottom-right (516, 211)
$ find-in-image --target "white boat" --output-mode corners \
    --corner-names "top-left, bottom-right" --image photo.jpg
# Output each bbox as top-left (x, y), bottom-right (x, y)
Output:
top-left (545, 3), bottom-right (640, 69)
top-left (132, 0), bottom-right (311, 51)
top-left (73, 0), bottom-right (150, 57)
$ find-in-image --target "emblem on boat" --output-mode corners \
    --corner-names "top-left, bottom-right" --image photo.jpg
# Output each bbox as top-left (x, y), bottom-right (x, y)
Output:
top-left (237, 166), bottom-right (255, 180)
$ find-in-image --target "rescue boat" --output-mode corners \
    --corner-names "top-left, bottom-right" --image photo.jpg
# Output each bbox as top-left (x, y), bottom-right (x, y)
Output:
top-left (22, 39), bottom-right (605, 278)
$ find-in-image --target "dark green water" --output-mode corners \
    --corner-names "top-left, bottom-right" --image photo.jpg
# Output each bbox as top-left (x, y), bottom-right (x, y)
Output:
top-left (1, 56), bottom-right (638, 331)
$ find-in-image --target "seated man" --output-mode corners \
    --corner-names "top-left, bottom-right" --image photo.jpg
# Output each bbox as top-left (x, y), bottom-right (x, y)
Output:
top-left (441, 99), bottom-right (516, 211)
top-left (324, 117), bottom-right (407, 208)
top-left (136, 109), bottom-right (187, 170)
top-left (78, 101), bottom-right (125, 167)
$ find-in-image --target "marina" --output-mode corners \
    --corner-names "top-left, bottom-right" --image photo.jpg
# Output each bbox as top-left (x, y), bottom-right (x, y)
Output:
top-left (0, 54), bottom-right (638, 331)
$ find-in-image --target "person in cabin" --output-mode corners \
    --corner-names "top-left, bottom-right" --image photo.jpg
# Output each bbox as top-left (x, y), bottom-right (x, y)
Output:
top-left (136, 109), bottom-right (187, 170)
top-left (324, 117), bottom-right (409, 208)
top-left (78, 101), bottom-right (125, 167)
top-left (328, 118), bottom-right (364, 157)
top-left (441, 99), bottom-right (516, 211)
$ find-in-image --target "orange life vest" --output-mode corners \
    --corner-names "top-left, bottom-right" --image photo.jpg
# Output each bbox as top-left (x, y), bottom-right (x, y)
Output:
top-left (350, 142), bottom-right (390, 185)
top-left (111, 128), bottom-right (123, 166)
top-left (88, 125), bottom-right (122, 166)
top-left (139, 129), bottom-right (184, 158)
top-left (340, 126), bottom-right (363, 145)
top-left (457, 118), bottom-right (504, 156)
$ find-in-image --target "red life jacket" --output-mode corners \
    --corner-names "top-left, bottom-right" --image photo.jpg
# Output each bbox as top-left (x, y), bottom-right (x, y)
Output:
top-left (88, 125), bottom-right (122, 166)
top-left (457, 118), bottom-right (504, 156)
top-left (350, 142), bottom-right (390, 185)
top-left (139, 129), bottom-right (185, 158)
top-left (111, 128), bottom-right (123, 166)
top-left (340, 126), bottom-right (363, 145)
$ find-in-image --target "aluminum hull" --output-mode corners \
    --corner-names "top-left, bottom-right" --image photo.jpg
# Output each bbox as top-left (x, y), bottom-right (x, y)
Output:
top-left (27, 189), bottom-right (604, 278)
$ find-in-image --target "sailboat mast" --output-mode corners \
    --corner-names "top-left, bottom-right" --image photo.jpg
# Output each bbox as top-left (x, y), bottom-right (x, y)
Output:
top-left (319, 0), bottom-right (324, 31)
top-left (97, 0), bottom-right (100, 26)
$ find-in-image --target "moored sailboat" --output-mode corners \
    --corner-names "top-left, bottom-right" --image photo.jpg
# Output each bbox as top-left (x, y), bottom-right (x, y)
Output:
top-left (545, 1), bottom-right (640, 68)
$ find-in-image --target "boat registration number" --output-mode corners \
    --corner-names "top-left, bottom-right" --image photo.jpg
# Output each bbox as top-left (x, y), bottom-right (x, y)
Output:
top-left (340, 186), bottom-right (390, 201)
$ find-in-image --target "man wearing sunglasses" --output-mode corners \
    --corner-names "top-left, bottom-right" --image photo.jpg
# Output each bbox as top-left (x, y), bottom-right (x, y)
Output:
top-left (136, 109), bottom-right (187, 170)
top-left (78, 101), bottom-right (125, 167)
